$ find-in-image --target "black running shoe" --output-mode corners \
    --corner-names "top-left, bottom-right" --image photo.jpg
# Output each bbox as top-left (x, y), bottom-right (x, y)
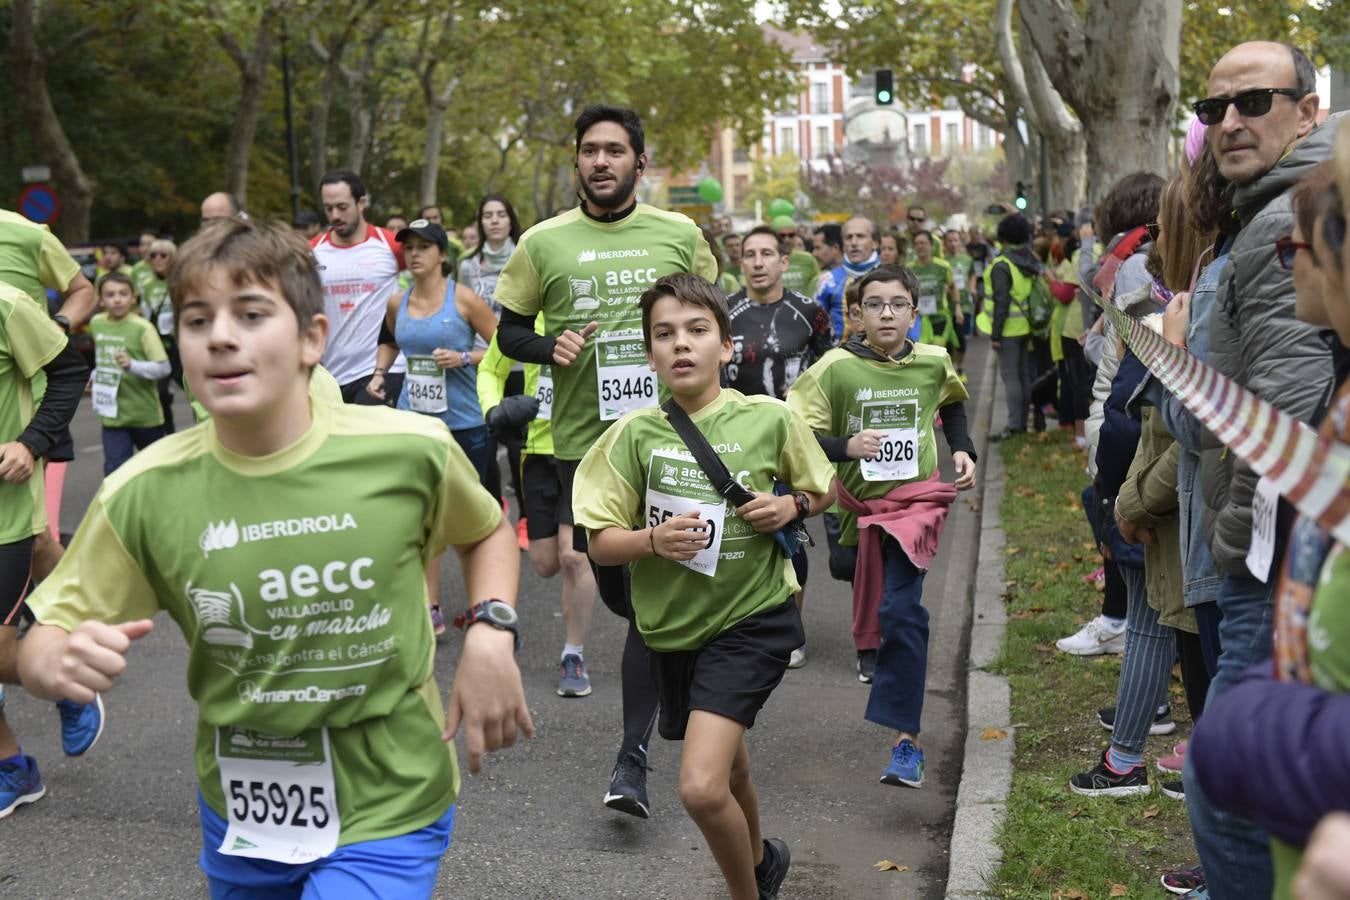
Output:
top-left (755, 837), bottom-right (791, 899)
top-left (1161, 779), bottom-right (1185, 800)
top-left (857, 649), bottom-right (877, 684)
top-left (1097, 704), bottom-right (1175, 735)
top-left (1069, 750), bottom-right (1151, 797)
top-left (603, 748), bottom-right (651, 819)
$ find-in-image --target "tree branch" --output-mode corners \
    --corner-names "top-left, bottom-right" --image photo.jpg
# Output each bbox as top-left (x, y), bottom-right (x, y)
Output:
top-left (1013, 0), bottom-right (1088, 104)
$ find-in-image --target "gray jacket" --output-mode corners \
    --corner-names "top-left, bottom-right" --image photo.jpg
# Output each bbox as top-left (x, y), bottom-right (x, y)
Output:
top-left (1201, 113), bottom-right (1342, 574)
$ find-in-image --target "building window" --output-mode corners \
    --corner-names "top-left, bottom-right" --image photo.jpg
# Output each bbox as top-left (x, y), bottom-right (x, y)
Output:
top-left (946, 123), bottom-right (959, 154)
top-left (815, 125), bottom-right (830, 157)
top-left (912, 124), bottom-right (926, 155)
top-left (811, 82), bottom-right (830, 115)
top-left (780, 127), bottom-right (794, 154)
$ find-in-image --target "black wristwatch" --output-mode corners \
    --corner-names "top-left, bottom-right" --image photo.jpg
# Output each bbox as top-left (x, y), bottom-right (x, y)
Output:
top-left (51, 314), bottom-right (71, 334)
top-left (790, 491), bottom-right (812, 522)
top-left (454, 599), bottom-right (521, 651)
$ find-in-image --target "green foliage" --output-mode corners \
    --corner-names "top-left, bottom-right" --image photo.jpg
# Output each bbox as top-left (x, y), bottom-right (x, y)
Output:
top-left (742, 153), bottom-right (803, 211)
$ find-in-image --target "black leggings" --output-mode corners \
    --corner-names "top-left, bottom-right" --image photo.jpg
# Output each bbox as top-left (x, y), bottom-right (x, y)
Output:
top-left (1, 537), bottom-right (35, 627)
top-left (1175, 628), bottom-right (1211, 722)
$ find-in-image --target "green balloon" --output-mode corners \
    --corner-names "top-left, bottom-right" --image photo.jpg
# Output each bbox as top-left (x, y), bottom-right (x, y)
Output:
top-left (768, 198), bottom-right (795, 219)
top-left (697, 177), bottom-right (723, 203)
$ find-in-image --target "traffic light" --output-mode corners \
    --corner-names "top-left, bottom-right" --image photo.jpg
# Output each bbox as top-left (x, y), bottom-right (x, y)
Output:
top-left (875, 69), bottom-right (894, 105)
top-left (1014, 181), bottom-right (1028, 211)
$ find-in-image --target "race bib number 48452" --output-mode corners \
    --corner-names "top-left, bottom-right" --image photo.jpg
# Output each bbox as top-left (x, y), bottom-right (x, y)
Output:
top-left (405, 356), bottom-right (448, 414)
top-left (596, 332), bottom-right (657, 421)
top-left (859, 400), bottom-right (920, 482)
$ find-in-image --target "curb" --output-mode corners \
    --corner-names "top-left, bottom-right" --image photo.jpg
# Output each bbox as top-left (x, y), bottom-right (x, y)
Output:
top-left (946, 347), bottom-right (1013, 899)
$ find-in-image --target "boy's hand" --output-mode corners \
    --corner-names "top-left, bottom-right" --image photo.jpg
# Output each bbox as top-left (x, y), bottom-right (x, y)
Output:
top-left (554, 321), bottom-right (598, 367)
top-left (443, 624), bottom-right (534, 774)
top-left (40, 619), bottom-right (154, 704)
top-left (0, 440), bottom-right (35, 483)
top-left (115, 351), bottom-right (132, 370)
top-left (736, 492), bottom-right (795, 533)
top-left (953, 451), bottom-right (977, 491)
top-left (651, 511), bottom-right (709, 560)
top-left (365, 372), bottom-right (386, 400)
top-left (846, 429), bottom-right (888, 460)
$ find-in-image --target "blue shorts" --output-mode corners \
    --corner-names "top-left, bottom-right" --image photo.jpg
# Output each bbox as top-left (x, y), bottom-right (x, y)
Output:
top-left (198, 794), bottom-right (455, 899)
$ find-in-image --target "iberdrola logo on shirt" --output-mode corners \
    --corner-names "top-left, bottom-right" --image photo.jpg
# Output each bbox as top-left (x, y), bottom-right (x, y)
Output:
top-left (199, 514), bottom-right (359, 558)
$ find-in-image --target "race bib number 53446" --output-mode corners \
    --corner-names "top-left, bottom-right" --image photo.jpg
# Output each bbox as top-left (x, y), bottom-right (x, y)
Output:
top-left (596, 332), bottom-right (657, 421)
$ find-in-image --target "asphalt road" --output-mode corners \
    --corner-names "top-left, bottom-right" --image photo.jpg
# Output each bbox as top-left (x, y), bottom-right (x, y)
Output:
top-left (3, 340), bottom-right (990, 899)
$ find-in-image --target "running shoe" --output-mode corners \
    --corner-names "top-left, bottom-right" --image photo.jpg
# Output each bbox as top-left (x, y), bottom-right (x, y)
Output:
top-left (1161, 779), bottom-right (1185, 800)
top-left (857, 649), bottom-right (877, 684)
top-left (1157, 741), bottom-right (1187, 774)
top-left (1098, 703), bottom-right (1175, 735)
top-left (429, 605), bottom-right (447, 639)
top-left (557, 654), bottom-right (592, 698)
top-left (516, 517), bottom-right (529, 551)
top-left (57, 694), bottom-right (105, 757)
top-left (0, 754), bottom-right (45, 820)
top-left (1056, 615), bottom-right (1126, 655)
top-left (603, 747), bottom-right (651, 818)
top-left (880, 739), bottom-right (924, 788)
top-left (1161, 865), bottom-right (1205, 895)
top-left (755, 837), bottom-right (792, 899)
top-left (1069, 750), bottom-right (1151, 797)
top-left (787, 645), bottom-right (807, 669)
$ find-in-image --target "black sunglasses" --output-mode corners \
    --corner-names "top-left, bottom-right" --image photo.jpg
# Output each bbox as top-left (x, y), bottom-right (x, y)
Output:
top-left (1192, 88), bottom-right (1303, 126)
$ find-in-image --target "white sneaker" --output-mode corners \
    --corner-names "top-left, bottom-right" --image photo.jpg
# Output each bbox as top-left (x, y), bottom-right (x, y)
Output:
top-left (1055, 615), bottom-right (1126, 656)
top-left (787, 645), bottom-right (807, 669)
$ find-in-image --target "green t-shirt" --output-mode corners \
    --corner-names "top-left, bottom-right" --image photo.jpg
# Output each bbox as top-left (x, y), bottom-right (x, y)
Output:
top-left (786, 344), bottom-right (967, 545)
top-left (911, 258), bottom-right (955, 322)
top-left (89, 312), bottom-right (168, 429)
top-left (948, 253), bottom-right (974, 309)
top-left (28, 400), bottom-right (502, 846)
top-left (495, 205), bottom-right (718, 460)
top-left (782, 250), bottom-right (820, 297)
top-left (0, 209), bottom-right (80, 304)
top-left (140, 274), bottom-right (175, 339)
top-left (572, 389), bottom-right (835, 651)
top-left (131, 259), bottom-right (157, 301)
top-left (0, 283), bottom-right (66, 543)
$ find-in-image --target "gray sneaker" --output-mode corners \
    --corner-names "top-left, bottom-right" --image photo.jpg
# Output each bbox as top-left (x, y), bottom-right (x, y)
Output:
top-left (557, 654), bottom-right (592, 697)
top-left (755, 837), bottom-right (791, 899)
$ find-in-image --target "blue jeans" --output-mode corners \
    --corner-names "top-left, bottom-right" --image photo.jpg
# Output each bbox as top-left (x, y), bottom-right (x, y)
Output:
top-left (1111, 566), bottom-right (1172, 755)
top-left (102, 424), bottom-right (167, 475)
top-left (864, 541), bottom-right (929, 734)
top-left (1183, 572), bottom-right (1274, 899)
top-left (199, 795), bottom-right (454, 899)
top-left (451, 425), bottom-right (492, 493)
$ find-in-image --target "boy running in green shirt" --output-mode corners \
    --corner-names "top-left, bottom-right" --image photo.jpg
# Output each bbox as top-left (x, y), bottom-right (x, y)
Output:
top-left (17, 218), bottom-right (532, 897)
top-left (574, 273), bottom-right (835, 900)
top-left (910, 231), bottom-right (963, 352)
top-left (942, 229), bottom-right (974, 376)
top-left (787, 265), bottom-right (977, 788)
top-left (88, 273), bottom-right (171, 474)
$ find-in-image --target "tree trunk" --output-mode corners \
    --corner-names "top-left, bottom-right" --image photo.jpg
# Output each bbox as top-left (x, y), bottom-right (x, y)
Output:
top-left (1015, 0), bottom-right (1181, 204)
top-left (307, 41), bottom-right (340, 193)
top-left (12, 0), bottom-right (94, 243)
top-left (219, 3), bottom-right (284, 210)
top-left (343, 27), bottom-right (384, 173)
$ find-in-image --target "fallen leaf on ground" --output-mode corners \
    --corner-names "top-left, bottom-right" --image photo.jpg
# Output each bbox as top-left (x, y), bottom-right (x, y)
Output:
top-left (873, 860), bottom-right (909, 872)
top-left (1033, 643), bottom-right (1054, 653)
top-left (1052, 890), bottom-right (1088, 900)
top-left (1067, 808), bottom-right (1081, 818)
top-left (1006, 546), bottom-right (1022, 554)
top-left (1110, 885), bottom-right (1128, 897)
top-left (980, 727), bottom-right (1008, 740)
top-left (1143, 805), bottom-right (1159, 819)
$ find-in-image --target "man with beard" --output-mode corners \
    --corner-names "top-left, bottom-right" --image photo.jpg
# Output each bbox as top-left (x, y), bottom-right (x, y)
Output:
top-left (495, 105), bottom-right (717, 820)
top-left (313, 169), bottom-right (406, 403)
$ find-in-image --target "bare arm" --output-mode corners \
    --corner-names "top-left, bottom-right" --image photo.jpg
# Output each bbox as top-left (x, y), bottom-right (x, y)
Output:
top-left (58, 273), bottom-right (97, 327)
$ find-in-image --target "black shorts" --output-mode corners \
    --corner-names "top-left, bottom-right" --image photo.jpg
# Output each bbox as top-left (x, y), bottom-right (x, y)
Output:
top-left (556, 457), bottom-right (580, 536)
top-left (521, 454), bottom-right (566, 541)
top-left (1, 537), bottom-right (35, 626)
top-left (651, 599), bottom-right (803, 741)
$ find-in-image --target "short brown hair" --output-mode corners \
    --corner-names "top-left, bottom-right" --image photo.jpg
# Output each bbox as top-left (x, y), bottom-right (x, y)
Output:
top-left (639, 273), bottom-right (731, 352)
top-left (98, 272), bottom-right (136, 296)
top-left (169, 218), bottom-right (323, 329)
top-left (741, 225), bottom-right (787, 256)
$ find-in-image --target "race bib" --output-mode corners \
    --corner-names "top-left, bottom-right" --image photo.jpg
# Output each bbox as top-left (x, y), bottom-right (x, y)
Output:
top-left (859, 400), bottom-right (920, 482)
top-left (405, 356), bottom-right (448, 414)
top-left (645, 450), bottom-right (726, 577)
top-left (535, 366), bottom-right (554, 421)
top-left (596, 332), bottom-right (657, 421)
top-left (92, 368), bottom-right (122, 419)
top-left (157, 306), bottom-right (175, 336)
top-left (1246, 476), bottom-right (1279, 583)
top-left (217, 726), bottom-right (340, 864)
top-left (917, 288), bottom-right (939, 316)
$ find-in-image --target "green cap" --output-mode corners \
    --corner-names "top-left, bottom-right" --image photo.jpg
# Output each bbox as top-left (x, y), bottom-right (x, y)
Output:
top-left (770, 215), bottom-right (796, 232)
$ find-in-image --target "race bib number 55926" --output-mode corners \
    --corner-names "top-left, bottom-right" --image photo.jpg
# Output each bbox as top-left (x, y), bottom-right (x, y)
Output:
top-left (859, 400), bottom-right (920, 482)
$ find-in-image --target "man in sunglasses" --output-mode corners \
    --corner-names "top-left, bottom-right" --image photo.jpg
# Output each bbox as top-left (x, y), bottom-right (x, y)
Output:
top-left (1185, 40), bottom-right (1342, 899)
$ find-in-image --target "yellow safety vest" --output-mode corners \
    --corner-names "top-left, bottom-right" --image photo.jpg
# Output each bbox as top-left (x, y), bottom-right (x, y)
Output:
top-left (976, 255), bottom-right (1031, 338)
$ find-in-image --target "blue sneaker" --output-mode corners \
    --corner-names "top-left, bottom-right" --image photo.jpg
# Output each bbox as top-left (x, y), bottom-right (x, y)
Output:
top-left (0, 754), bottom-right (46, 820)
top-left (881, 739), bottom-right (924, 788)
top-left (57, 694), bottom-right (105, 757)
top-left (557, 654), bottom-right (592, 698)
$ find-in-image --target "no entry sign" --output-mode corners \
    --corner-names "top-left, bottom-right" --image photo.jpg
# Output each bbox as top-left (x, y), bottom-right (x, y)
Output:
top-left (18, 183), bottom-right (61, 224)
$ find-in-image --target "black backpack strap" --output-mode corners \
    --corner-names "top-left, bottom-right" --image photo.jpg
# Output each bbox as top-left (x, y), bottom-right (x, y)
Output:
top-left (661, 399), bottom-right (756, 507)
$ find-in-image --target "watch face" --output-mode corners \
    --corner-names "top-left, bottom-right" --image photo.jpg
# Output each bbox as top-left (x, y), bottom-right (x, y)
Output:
top-left (485, 602), bottom-right (517, 626)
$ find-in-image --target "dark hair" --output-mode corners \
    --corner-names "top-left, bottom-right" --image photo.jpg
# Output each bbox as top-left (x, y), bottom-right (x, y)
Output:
top-left (1186, 144), bottom-right (1238, 237)
top-left (574, 105), bottom-right (645, 157)
top-left (1096, 172), bottom-right (1164, 241)
top-left (813, 223), bottom-right (843, 250)
top-left (170, 218), bottom-right (324, 330)
top-left (741, 225), bottom-right (787, 257)
top-left (102, 241), bottom-right (125, 256)
top-left (98, 272), bottom-right (135, 295)
top-left (474, 194), bottom-right (522, 260)
top-left (850, 264), bottom-right (919, 307)
top-left (320, 169), bottom-right (366, 202)
top-left (293, 210), bottom-right (321, 228)
top-left (639, 273), bottom-right (730, 353)
top-left (419, 204), bottom-right (441, 219)
top-left (996, 214), bottom-right (1033, 246)
top-left (911, 229), bottom-right (934, 246)
top-left (1288, 44), bottom-right (1317, 96)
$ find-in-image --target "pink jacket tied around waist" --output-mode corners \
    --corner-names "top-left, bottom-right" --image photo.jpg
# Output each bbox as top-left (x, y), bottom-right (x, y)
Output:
top-left (835, 476), bottom-right (958, 650)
